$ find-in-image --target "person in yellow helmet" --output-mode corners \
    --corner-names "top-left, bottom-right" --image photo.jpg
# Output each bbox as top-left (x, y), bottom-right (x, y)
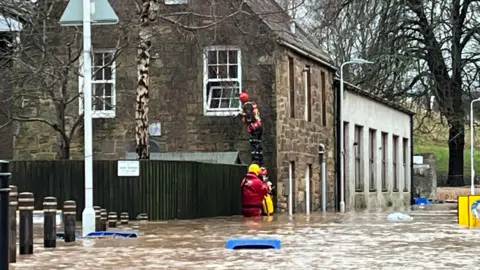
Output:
top-left (240, 164), bottom-right (269, 217)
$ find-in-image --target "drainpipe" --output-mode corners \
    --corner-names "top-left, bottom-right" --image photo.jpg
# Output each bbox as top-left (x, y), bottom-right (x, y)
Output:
top-left (409, 114), bottom-right (414, 205)
top-left (288, 162), bottom-right (293, 216)
top-left (306, 162), bottom-right (310, 215)
top-left (334, 79), bottom-right (341, 211)
top-left (319, 143), bottom-right (326, 213)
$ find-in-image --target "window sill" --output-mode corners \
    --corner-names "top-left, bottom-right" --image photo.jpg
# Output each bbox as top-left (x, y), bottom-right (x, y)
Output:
top-left (381, 189), bottom-right (388, 192)
top-left (204, 110), bottom-right (240, 117)
top-left (355, 189), bottom-right (363, 192)
top-left (92, 111), bottom-right (115, 118)
top-left (403, 189), bottom-right (409, 193)
top-left (393, 189), bottom-right (399, 192)
top-left (369, 189), bottom-right (377, 192)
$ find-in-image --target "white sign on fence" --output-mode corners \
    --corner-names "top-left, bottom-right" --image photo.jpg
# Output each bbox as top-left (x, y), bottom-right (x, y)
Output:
top-left (118, 160), bottom-right (140, 177)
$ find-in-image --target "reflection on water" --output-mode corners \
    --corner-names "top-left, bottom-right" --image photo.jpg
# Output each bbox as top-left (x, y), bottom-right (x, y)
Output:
top-left (10, 206), bottom-right (478, 269)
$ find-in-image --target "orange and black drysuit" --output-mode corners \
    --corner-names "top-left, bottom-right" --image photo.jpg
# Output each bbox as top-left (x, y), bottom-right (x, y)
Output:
top-left (239, 92), bottom-right (263, 166)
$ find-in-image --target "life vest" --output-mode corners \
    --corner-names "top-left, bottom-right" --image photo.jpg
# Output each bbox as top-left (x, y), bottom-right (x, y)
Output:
top-left (262, 194), bottom-right (274, 216)
top-left (242, 101), bottom-right (261, 126)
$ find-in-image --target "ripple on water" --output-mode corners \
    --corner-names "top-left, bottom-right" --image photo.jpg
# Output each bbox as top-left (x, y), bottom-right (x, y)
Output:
top-left (10, 210), bottom-right (480, 269)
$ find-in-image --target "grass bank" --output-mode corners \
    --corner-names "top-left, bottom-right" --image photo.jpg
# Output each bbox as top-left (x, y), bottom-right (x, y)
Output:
top-left (414, 143), bottom-right (480, 184)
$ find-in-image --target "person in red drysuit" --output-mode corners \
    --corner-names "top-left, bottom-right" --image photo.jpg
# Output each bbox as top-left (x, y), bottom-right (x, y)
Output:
top-left (238, 92), bottom-right (264, 166)
top-left (240, 163), bottom-right (269, 217)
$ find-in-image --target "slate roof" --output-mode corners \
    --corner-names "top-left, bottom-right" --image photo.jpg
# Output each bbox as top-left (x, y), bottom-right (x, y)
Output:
top-left (246, 0), bottom-right (335, 69)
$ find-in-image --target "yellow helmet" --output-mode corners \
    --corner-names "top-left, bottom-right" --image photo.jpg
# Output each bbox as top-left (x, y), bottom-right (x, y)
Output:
top-left (248, 164), bottom-right (261, 175)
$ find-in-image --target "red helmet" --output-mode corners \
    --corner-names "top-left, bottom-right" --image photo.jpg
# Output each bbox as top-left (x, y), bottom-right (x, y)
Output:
top-left (239, 92), bottom-right (249, 103)
top-left (259, 167), bottom-right (268, 176)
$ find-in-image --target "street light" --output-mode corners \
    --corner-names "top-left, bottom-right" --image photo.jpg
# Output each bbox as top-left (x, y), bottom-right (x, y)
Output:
top-left (339, 58), bottom-right (374, 213)
top-left (470, 98), bottom-right (480, 195)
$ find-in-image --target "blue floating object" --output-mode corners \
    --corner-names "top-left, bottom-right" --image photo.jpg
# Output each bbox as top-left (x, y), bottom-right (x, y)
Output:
top-left (414, 197), bottom-right (431, 205)
top-left (56, 232), bottom-right (79, 239)
top-left (85, 231), bottom-right (138, 238)
top-left (226, 238), bottom-right (281, 250)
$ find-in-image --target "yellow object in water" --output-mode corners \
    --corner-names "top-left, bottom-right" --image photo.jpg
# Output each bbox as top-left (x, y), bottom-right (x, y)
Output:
top-left (457, 195), bottom-right (480, 227)
top-left (262, 194), bottom-right (274, 216)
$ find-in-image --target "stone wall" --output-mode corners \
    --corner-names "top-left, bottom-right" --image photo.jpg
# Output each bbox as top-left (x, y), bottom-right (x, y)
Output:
top-left (413, 153), bottom-right (437, 199)
top-left (12, 1), bottom-right (278, 174)
top-left (274, 46), bottom-right (336, 213)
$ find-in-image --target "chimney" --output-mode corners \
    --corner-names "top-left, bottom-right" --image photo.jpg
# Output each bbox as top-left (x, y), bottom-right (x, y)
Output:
top-left (290, 20), bottom-right (296, 34)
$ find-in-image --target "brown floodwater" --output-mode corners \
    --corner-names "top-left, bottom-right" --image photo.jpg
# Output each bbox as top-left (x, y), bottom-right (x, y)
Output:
top-left (9, 205), bottom-right (477, 269)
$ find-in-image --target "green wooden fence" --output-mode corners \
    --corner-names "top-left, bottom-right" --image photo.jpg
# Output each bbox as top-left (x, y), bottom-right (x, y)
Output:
top-left (8, 160), bottom-right (247, 220)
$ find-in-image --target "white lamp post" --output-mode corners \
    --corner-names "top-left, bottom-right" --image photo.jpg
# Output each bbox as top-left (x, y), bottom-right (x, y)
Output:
top-left (470, 98), bottom-right (480, 195)
top-left (339, 58), bottom-right (374, 213)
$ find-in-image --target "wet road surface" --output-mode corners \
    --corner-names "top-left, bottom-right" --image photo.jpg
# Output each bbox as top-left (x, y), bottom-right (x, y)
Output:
top-left (10, 206), bottom-right (477, 269)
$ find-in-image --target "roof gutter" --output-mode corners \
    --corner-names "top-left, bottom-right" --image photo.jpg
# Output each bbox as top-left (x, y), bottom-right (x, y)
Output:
top-left (277, 39), bottom-right (337, 71)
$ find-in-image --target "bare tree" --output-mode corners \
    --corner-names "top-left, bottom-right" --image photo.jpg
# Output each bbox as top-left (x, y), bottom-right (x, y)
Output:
top-left (313, 0), bottom-right (480, 186)
top-left (0, 0), bottom-right (129, 159)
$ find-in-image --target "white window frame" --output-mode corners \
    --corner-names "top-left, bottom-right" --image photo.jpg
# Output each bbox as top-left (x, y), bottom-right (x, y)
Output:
top-left (78, 48), bottom-right (116, 118)
top-left (165, 0), bottom-right (187, 4)
top-left (203, 45), bottom-right (242, 116)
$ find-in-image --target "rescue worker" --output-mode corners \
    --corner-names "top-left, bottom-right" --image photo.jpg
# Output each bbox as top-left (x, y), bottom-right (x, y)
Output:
top-left (240, 164), bottom-right (269, 217)
top-left (259, 167), bottom-right (274, 216)
top-left (238, 92), bottom-right (264, 166)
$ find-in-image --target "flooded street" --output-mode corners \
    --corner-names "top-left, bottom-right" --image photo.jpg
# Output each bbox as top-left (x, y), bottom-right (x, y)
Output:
top-left (10, 207), bottom-right (477, 269)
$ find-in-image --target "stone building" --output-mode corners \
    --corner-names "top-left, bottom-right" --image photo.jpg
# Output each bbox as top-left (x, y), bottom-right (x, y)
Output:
top-left (338, 81), bottom-right (414, 209)
top-left (10, 0), bottom-right (337, 212)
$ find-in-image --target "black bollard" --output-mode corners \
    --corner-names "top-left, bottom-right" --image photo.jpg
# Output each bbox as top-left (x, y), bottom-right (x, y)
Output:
top-left (9, 185), bottom-right (17, 263)
top-left (43, 197), bottom-right (57, 248)
top-left (63, 200), bottom-right (76, 243)
top-left (0, 160), bottom-right (10, 270)
top-left (107, 212), bottom-right (117, 228)
top-left (120, 212), bottom-right (129, 225)
top-left (99, 209), bottom-right (107, 231)
top-left (94, 206), bottom-right (101, 231)
top-left (18, 192), bottom-right (34, 255)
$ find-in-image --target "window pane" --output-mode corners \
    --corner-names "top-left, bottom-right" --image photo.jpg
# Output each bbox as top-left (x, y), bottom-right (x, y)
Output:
top-left (94, 68), bottom-right (103, 80)
top-left (93, 84), bottom-right (104, 97)
top-left (220, 99), bottom-right (229, 108)
top-left (105, 83), bottom-right (112, 96)
top-left (229, 65), bottom-right (237, 78)
top-left (208, 66), bottom-right (217, 79)
top-left (228, 51), bottom-right (237, 63)
top-left (104, 67), bottom-right (112, 80)
top-left (104, 53), bottom-right (113, 65)
top-left (211, 88), bottom-right (221, 98)
top-left (230, 97), bottom-right (240, 108)
top-left (93, 98), bottom-right (103, 110)
top-left (104, 97), bottom-right (112, 110)
top-left (218, 65), bottom-right (227, 78)
top-left (208, 51), bottom-right (217, 64)
top-left (218, 51), bottom-right (227, 64)
top-left (94, 53), bottom-right (103, 66)
top-left (210, 99), bottom-right (220, 108)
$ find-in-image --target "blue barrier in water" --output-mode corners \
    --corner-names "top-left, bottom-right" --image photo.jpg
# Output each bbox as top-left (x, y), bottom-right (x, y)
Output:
top-left (85, 231), bottom-right (138, 238)
top-left (414, 197), bottom-right (431, 205)
top-left (225, 238), bottom-right (281, 249)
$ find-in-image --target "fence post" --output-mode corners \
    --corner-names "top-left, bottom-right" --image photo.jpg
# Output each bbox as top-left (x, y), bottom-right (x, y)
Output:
top-left (94, 206), bottom-right (101, 231)
top-left (99, 209), bottom-right (107, 231)
top-left (8, 185), bottom-right (17, 263)
top-left (108, 212), bottom-right (117, 228)
top-left (0, 160), bottom-right (10, 270)
top-left (18, 192), bottom-right (34, 255)
top-left (63, 200), bottom-right (76, 243)
top-left (43, 197), bottom-right (57, 248)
